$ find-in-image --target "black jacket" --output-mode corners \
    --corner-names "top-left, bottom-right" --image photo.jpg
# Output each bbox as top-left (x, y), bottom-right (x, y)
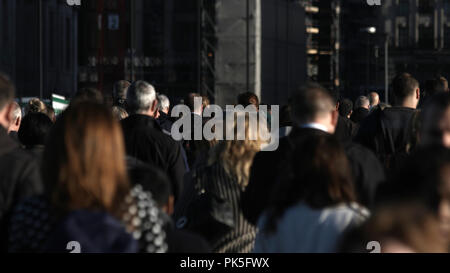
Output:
top-left (121, 115), bottom-right (186, 200)
top-left (0, 127), bottom-right (43, 249)
top-left (355, 106), bottom-right (418, 174)
top-left (335, 116), bottom-right (357, 143)
top-left (351, 107), bottom-right (369, 124)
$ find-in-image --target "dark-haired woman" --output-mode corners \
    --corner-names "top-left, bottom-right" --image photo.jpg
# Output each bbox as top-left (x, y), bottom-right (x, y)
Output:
top-left (254, 135), bottom-right (369, 253)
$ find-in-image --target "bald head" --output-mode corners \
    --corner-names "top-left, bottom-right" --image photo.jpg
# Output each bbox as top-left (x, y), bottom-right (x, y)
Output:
top-left (369, 92), bottom-right (380, 108)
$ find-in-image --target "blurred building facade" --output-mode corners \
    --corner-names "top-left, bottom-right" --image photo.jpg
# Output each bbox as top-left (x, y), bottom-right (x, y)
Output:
top-left (0, 0), bottom-right (78, 99)
top-left (341, 0), bottom-right (450, 101)
top-left (1, 0), bottom-right (306, 105)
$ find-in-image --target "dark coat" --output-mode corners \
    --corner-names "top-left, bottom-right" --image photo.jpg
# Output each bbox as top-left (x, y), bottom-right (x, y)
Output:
top-left (355, 106), bottom-right (418, 174)
top-left (121, 115), bottom-right (186, 201)
top-left (351, 107), bottom-right (370, 124)
top-left (335, 116), bottom-right (357, 143)
top-left (0, 127), bottom-right (43, 250)
top-left (174, 162), bottom-right (257, 253)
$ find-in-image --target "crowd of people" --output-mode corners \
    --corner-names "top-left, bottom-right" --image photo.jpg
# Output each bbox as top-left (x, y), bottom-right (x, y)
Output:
top-left (0, 70), bottom-right (450, 253)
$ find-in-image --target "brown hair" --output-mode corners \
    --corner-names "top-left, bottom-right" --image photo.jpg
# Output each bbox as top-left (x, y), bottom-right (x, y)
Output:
top-left (42, 102), bottom-right (130, 216)
top-left (265, 134), bottom-right (357, 233)
top-left (339, 202), bottom-right (447, 253)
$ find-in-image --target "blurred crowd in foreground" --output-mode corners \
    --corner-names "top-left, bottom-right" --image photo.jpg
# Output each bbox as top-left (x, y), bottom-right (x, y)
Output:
top-left (0, 71), bottom-right (450, 253)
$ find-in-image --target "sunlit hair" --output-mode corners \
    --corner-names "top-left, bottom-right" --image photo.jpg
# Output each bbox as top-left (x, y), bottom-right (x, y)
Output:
top-left (27, 98), bottom-right (47, 115)
top-left (42, 102), bottom-right (130, 216)
top-left (209, 110), bottom-right (269, 188)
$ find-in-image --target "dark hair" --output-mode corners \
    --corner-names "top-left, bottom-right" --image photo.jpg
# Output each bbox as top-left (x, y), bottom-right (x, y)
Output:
top-left (18, 113), bottom-right (53, 147)
top-left (291, 82), bottom-right (335, 125)
top-left (128, 164), bottom-right (172, 208)
top-left (72, 88), bottom-right (104, 105)
top-left (184, 93), bottom-right (202, 112)
top-left (264, 134), bottom-right (356, 233)
top-left (339, 202), bottom-right (446, 253)
top-left (0, 73), bottom-right (15, 111)
top-left (378, 146), bottom-right (450, 213)
top-left (425, 78), bottom-right (447, 98)
top-left (280, 105), bottom-right (292, 127)
top-left (46, 105), bottom-right (56, 122)
top-left (339, 99), bottom-right (353, 117)
top-left (237, 92), bottom-right (260, 108)
top-left (421, 92), bottom-right (450, 147)
top-left (392, 73), bottom-right (419, 102)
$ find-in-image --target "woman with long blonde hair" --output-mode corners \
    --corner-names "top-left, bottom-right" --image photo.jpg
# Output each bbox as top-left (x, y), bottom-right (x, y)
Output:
top-left (175, 110), bottom-right (269, 253)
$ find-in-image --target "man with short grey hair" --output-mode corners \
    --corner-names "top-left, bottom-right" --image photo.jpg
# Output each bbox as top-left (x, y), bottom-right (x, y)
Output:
top-left (351, 96), bottom-right (370, 124)
top-left (8, 102), bottom-right (22, 139)
top-left (121, 81), bottom-right (186, 201)
top-left (158, 94), bottom-right (170, 115)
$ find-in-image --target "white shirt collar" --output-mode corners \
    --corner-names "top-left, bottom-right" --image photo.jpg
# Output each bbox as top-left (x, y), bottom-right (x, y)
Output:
top-left (299, 123), bottom-right (329, 133)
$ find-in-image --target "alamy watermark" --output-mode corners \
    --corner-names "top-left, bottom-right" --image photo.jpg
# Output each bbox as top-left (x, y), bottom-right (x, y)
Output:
top-left (170, 97), bottom-right (280, 152)
top-left (367, 0), bottom-right (381, 6)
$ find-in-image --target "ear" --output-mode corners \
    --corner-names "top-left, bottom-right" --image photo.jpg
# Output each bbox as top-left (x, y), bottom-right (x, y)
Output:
top-left (15, 116), bottom-right (21, 127)
top-left (331, 109), bottom-right (339, 127)
top-left (4, 103), bottom-right (14, 125)
top-left (416, 88), bottom-right (421, 100)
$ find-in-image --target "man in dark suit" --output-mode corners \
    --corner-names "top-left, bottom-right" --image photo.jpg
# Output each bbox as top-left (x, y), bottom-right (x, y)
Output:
top-left (242, 83), bottom-right (339, 225)
top-left (242, 83), bottom-right (385, 225)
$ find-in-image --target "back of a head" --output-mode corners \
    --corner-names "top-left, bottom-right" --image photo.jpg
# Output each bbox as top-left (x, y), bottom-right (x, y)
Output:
top-left (27, 98), bottom-right (47, 115)
top-left (425, 78), bottom-right (447, 98)
top-left (291, 82), bottom-right (336, 125)
top-left (339, 202), bottom-right (446, 253)
top-left (128, 164), bottom-right (172, 208)
top-left (72, 88), bottom-right (104, 106)
top-left (237, 92), bottom-right (260, 108)
top-left (126, 81), bottom-right (156, 114)
top-left (114, 80), bottom-right (131, 104)
top-left (18, 113), bottom-right (53, 147)
top-left (392, 73), bottom-right (419, 104)
top-left (157, 94), bottom-right (170, 112)
top-left (184, 93), bottom-right (202, 114)
top-left (355, 96), bottom-right (370, 109)
top-left (339, 99), bottom-right (353, 117)
top-left (421, 92), bottom-right (450, 147)
top-left (11, 101), bottom-right (22, 122)
top-left (369, 92), bottom-right (380, 106)
top-left (0, 73), bottom-right (15, 112)
top-left (43, 102), bottom-right (129, 215)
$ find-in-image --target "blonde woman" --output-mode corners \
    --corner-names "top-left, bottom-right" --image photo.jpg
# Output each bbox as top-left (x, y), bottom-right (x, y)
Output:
top-left (175, 110), bottom-right (269, 253)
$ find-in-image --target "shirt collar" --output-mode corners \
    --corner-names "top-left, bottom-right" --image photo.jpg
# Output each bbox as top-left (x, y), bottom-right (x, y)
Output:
top-left (298, 123), bottom-right (329, 133)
